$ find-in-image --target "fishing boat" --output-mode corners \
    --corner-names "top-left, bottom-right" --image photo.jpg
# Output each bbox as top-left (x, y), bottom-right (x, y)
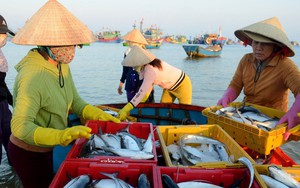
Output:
top-left (140, 19), bottom-right (163, 49)
top-left (97, 30), bottom-right (122, 43)
top-left (164, 35), bottom-right (187, 44)
top-left (182, 44), bottom-right (222, 58)
top-left (98, 102), bottom-right (207, 125)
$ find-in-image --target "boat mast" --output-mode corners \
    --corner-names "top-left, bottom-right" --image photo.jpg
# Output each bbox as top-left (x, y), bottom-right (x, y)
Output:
top-left (140, 18), bottom-right (144, 33)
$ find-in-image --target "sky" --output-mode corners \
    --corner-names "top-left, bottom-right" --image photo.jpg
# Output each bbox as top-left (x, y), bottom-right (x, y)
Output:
top-left (1, 0), bottom-right (300, 42)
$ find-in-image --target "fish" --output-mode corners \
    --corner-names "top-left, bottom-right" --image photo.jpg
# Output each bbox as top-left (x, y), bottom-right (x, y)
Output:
top-left (167, 144), bottom-right (182, 162)
top-left (63, 174), bottom-right (91, 188)
top-left (235, 108), bottom-right (252, 125)
top-left (215, 106), bottom-right (236, 116)
top-left (182, 145), bottom-right (215, 163)
top-left (78, 135), bottom-right (95, 158)
top-left (117, 132), bottom-right (143, 151)
top-left (237, 157), bottom-right (254, 188)
top-left (177, 181), bottom-right (222, 188)
top-left (179, 135), bottom-right (224, 146)
top-left (103, 109), bottom-right (119, 117)
top-left (100, 134), bottom-right (122, 149)
top-left (268, 165), bottom-right (300, 188)
top-left (103, 148), bottom-right (154, 159)
top-left (101, 172), bottom-right (133, 188)
top-left (93, 134), bottom-right (107, 149)
top-left (239, 106), bottom-right (261, 114)
top-left (213, 144), bottom-right (231, 162)
top-left (161, 174), bottom-right (179, 188)
top-left (260, 174), bottom-right (289, 188)
top-left (142, 133), bottom-right (153, 153)
top-left (137, 173), bottom-right (151, 188)
top-left (91, 179), bottom-right (118, 188)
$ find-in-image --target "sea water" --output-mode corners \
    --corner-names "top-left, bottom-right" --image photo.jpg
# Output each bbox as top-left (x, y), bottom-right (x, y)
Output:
top-left (1, 42), bottom-right (300, 187)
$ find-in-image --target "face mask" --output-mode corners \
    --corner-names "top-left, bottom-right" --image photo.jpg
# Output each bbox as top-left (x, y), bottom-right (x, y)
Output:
top-left (49, 45), bottom-right (76, 64)
top-left (0, 34), bottom-right (7, 47)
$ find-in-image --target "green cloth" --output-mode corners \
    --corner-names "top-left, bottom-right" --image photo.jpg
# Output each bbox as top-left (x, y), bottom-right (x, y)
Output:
top-left (11, 48), bottom-right (87, 146)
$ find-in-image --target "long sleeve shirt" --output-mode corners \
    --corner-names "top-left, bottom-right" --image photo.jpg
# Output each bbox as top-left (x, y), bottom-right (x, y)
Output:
top-left (130, 60), bottom-right (182, 106)
top-left (11, 49), bottom-right (87, 145)
top-left (229, 53), bottom-right (300, 111)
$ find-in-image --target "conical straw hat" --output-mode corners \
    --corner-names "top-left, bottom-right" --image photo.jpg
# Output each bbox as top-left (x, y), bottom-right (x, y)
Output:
top-left (122, 28), bottom-right (148, 45)
top-left (121, 45), bottom-right (155, 67)
top-left (234, 17), bottom-right (294, 57)
top-left (12, 0), bottom-right (96, 46)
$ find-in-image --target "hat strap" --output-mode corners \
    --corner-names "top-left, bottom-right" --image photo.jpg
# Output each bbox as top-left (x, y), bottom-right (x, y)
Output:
top-left (243, 38), bottom-right (251, 47)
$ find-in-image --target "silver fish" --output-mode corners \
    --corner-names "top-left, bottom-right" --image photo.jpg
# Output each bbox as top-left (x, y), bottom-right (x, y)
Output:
top-left (101, 172), bottom-right (133, 188)
top-left (167, 144), bottom-right (182, 161)
top-left (103, 148), bottom-right (154, 160)
top-left (93, 134), bottom-right (107, 149)
top-left (91, 179), bottom-right (118, 188)
top-left (216, 106), bottom-right (236, 116)
top-left (179, 135), bottom-right (224, 146)
top-left (142, 133), bottom-right (153, 153)
top-left (63, 174), bottom-right (91, 188)
top-left (117, 132), bottom-right (143, 151)
top-left (237, 157), bottom-right (254, 188)
top-left (177, 181), bottom-right (222, 188)
top-left (268, 165), bottom-right (300, 188)
top-left (182, 145), bottom-right (213, 163)
top-left (101, 134), bottom-right (122, 149)
top-left (213, 144), bottom-right (231, 162)
top-left (260, 174), bottom-right (289, 188)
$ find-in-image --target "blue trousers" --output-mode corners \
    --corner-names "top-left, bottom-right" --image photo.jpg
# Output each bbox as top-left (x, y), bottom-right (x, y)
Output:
top-left (0, 100), bottom-right (11, 165)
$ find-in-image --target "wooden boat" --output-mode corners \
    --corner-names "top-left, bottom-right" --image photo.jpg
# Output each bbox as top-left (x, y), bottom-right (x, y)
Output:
top-left (98, 103), bottom-right (207, 125)
top-left (97, 30), bottom-right (122, 43)
top-left (182, 44), bottom-right (222, 58)
top-left (164, 35), bottom-right (187, 44)
top-left (141, 20), bottom-right (163, 49)
top-left (145, 39), bottom-right (164, 49)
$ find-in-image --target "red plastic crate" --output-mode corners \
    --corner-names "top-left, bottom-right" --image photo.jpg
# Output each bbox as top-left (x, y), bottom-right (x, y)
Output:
top-left (50, 161), bottom-right (158, 188)
top-left (268, 147), bottom-right (297, 166)
top-left (244, 147), bottom-right (297, 167)
top-left (66, 120), bottom-right (157, 164)
top-left (157, 166), bottom-right (263, 188)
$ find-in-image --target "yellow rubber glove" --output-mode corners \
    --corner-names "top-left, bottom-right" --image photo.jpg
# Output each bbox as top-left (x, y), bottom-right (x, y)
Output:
top-left (34, 126), bottom-right (92, 147)
top-left (118, 103), bottom-right (134, 121)
top-left (82, 104), bottom-right (120, 123)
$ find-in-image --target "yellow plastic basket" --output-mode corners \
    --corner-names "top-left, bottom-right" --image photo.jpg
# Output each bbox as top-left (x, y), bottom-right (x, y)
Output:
top-left (202, 102), bottom-right (286, 155)
top-left (157, 124), bottom-right (255, 168)
top-left (255, 165), bottom-right (300, 188)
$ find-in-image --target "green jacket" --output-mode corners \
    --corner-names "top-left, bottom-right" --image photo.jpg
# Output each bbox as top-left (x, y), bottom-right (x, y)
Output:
top-left (11, 48), bottom-right (87, 145)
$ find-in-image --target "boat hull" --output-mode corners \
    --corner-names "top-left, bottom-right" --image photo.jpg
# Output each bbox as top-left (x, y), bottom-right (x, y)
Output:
top-left (182, 44), bottom-right (222, 58)
top-left (98, 37), bottom-right (122, 43)
top-left (99, 103), bottom-right (207, 125)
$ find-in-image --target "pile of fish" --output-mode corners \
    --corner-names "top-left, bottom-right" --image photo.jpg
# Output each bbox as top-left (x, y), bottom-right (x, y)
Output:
top-left (64, 172), bottom-right (150, 188)
top-left (215, 105), bottom-right (280, 131)
top-left (161, 157), bottom-right (254, 188)
top-left (79, 124), bottom-right (154, 160)
top-left (167, 134), bottom-right (233, 165)
top-left (260, 166), bottom-right (300, 188)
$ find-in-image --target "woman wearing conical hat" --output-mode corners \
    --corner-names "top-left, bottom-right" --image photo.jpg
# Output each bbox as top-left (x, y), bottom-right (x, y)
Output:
top-left (117, 28), bottom-right (154, 103)
top-left (117, 45), bottom-right (192, 121)
top-left (217, 17), bottom-right (300, 140)
top-left (8, 1), bottom-right (120, 187)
